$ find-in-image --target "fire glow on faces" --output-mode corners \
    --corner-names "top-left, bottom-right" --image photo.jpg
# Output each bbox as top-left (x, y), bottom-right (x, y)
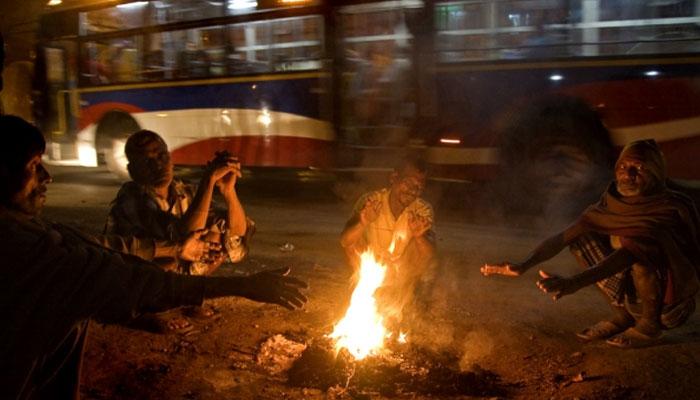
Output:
top-left (391, 167), bottom-right (426, 209)
top-left (615, 155), bottom-right (655, 197)
top-left (11, 154), bottom-right (52, 216)
top-left (129, 138), bottom-right (173, 187)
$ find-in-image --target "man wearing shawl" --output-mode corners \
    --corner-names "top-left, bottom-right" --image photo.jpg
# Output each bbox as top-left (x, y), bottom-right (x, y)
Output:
top-left (482, 139), bottom-right (699, 348)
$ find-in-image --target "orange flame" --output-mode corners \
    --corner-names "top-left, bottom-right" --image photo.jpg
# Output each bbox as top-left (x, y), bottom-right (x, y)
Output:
top-left (329, 250), bottom-right (389, 359)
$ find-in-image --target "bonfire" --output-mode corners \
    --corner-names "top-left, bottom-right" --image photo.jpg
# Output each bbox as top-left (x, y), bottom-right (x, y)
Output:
top-left (328, 250), bottom-right (392, 359)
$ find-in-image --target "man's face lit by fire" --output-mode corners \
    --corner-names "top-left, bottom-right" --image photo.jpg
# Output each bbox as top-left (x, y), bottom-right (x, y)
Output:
top-left (129, 137), bottom-right (173, 187)
top-left (615, 154), bottom-right (656, 197)
top-left (10, 153), bottom-right (52, 216)
top-left (390, 165), bottom-right (426, 209)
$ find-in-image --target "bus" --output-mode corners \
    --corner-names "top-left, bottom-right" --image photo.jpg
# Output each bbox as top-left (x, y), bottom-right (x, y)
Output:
top-left (35, 0), bottom-right (700, 208)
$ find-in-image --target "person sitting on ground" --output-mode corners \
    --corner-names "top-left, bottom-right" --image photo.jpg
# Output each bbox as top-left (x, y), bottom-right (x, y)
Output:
top-left (482, 139), bottom-right (700, 348)
top-left (105, 130), bottom-right (254, 328)
top-left (105, 129), bottom-right (253, 275)
top-left (340, 155), bottom-right (437, 334)
top-left (0, 115), bottom-right (307, 400)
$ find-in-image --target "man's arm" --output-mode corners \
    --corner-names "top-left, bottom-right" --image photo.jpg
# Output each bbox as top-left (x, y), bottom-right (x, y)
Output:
top-left (180, 157), bottom-right (239, 234)
top-left (537, 247), bottom-right (637, 300)
top-left (218, 162), bottom-right (247, 237)
top-left (341, 193), bottom-right (381, 251)
top-left (482, 221), bottom-right (585, 277)
top-left (23, 231), bottom-right (305, 327)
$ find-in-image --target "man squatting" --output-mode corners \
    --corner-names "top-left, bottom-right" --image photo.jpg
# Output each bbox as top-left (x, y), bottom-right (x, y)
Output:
top-left (482, 139), bottom-right (700, 348)
top-left (341, 156), bottom-right (437, 334)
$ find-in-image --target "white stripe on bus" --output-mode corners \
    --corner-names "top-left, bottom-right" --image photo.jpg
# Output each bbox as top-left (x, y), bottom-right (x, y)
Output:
top-left (130, 108), bottom-right (334, 150)
top-left (425, 146), bottom-right (499, 165)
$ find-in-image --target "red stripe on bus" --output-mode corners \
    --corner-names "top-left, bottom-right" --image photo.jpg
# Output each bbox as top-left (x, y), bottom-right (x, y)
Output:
top-left (658, 135), bottom-right (700, 180)
top-left (560, 78), bottom-right (700, 128)
top-left (79, 103), bottom-right (144, 130)
top-left (170, 136), bottom-right (333, 168)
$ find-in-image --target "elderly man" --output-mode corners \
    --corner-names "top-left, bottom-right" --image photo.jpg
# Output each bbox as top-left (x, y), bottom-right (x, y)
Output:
top-left (0, 115), bottom-right (307, 399)
top-left (340, 156), bottom-right (437, 334)
top-left (482, 139), bottom-right (700, 348)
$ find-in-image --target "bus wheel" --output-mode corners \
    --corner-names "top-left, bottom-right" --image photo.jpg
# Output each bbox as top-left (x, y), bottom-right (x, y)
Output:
top-left (496, 96), bottom-right (615, 221)
top-left (95, 110), bottom-right (140, 180)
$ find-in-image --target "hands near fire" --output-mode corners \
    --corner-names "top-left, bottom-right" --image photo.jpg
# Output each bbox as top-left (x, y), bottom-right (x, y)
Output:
top-left (178, 229), bottom-right (223, 263)
top-left (359, 195), bottom-right (382, 226)
top-left (241, 267), bottom-right (308, 310)
top-left (536, 270), bottom-right (582, 300)
top-left (408, 210), bottom-right (431, 238)
top-left (480, 261), bottom-right (524, 277)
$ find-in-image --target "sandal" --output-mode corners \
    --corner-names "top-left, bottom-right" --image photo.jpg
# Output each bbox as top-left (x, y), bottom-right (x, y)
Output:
top-left (605, 327), bottom-right (661, 349)
top-left (576, 320), bottom-right (628, 341)
top-left (183, 305), bottom-right (217, 320)
top-left (127, 314), bottom-right (193, 334)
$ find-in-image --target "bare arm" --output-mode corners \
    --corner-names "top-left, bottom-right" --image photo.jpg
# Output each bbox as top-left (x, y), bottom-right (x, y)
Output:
top-left (537, 247), bottom-right (637, 300)
top-left (181, 157), bottom-right (239, 234)
top-left (482, 221), bottom-right (585, 277)
top-left (340, 194), bottom-right (381, 252)
top-left (218, 163), bottom-right (247, 237)
top-left (180, 175), bottom-right (217, 233)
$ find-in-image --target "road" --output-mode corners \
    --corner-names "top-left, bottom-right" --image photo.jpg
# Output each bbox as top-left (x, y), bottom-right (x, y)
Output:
top-left (40, 165), bottom-right (700, 399)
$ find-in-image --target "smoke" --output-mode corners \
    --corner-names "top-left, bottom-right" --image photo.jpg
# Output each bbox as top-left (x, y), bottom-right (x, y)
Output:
top-left (458, 330), bottom-right (496, 371)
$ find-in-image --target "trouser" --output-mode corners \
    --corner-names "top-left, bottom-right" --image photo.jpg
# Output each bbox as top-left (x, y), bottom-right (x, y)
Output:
top-left (569, 233), bottom-right (695, 329)
top-left (35, 322), bottom-right (88, 400)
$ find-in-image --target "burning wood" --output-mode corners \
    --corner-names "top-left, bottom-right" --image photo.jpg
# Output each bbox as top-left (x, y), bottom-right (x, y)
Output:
top-left (282, 250), bottom-right (506, 397)
top-left (287, 338), bottom-right (507, 397)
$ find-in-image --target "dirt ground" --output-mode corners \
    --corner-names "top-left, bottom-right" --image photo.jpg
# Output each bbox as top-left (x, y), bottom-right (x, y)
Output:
top-left (42, 172), bottom-right (700, 400)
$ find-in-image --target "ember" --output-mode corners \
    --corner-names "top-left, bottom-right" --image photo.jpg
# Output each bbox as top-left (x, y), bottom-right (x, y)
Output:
top-left (288, 338), bottom-right (507, 397)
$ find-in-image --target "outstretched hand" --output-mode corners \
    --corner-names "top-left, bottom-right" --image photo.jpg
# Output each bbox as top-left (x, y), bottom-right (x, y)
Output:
top-left (179, 229), bottom-right (223, 262)
top-left (536, 270), bottom-right (580, 300)
top-left (408, 210), bottom-right (431, 238)
top-left (480, 261), bottom-right (523, 277)
top-left (242, 267), bottom-right (308, 310)
top-left (359, 195), bottom-right (381, 226)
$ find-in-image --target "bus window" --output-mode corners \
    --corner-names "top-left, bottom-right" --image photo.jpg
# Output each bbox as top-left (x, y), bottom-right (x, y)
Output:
top-left (338, 2), bottom-right (418, 147)
top-left (80, 2), bottom-right (148, 35)
top-left (436, 0), bottom-right (700, 61)
top-left (81, 37), bottom-right (143, 85)
top-left (155, 0), bottom-right (226, 24)
top-left (228, 15), bottom-right (323, 74)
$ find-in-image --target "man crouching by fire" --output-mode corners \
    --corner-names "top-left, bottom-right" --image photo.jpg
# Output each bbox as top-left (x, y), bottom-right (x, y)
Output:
top-left (482, 139), bottom-right (700, 348)
top-left (340, 155), bottom-right (437, 336)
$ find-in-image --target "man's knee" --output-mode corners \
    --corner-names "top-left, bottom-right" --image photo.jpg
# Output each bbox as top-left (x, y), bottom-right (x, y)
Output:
top-left (630, 262), bottom-right (659, 282)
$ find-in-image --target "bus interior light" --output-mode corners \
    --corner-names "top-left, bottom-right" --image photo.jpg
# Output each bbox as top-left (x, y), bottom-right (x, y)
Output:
top-left (47, 0), bottom-right (62, 6)
top-left (645, 70), bottom-right (660, 77)
top-left (117, 1), bottom-right (148, 9)
top-left (549, 74), bottom-right (564, 81)
top-left (228, 0), bottom-right (257, 9)
top-left (440, 138), bottom-right (461, 145)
